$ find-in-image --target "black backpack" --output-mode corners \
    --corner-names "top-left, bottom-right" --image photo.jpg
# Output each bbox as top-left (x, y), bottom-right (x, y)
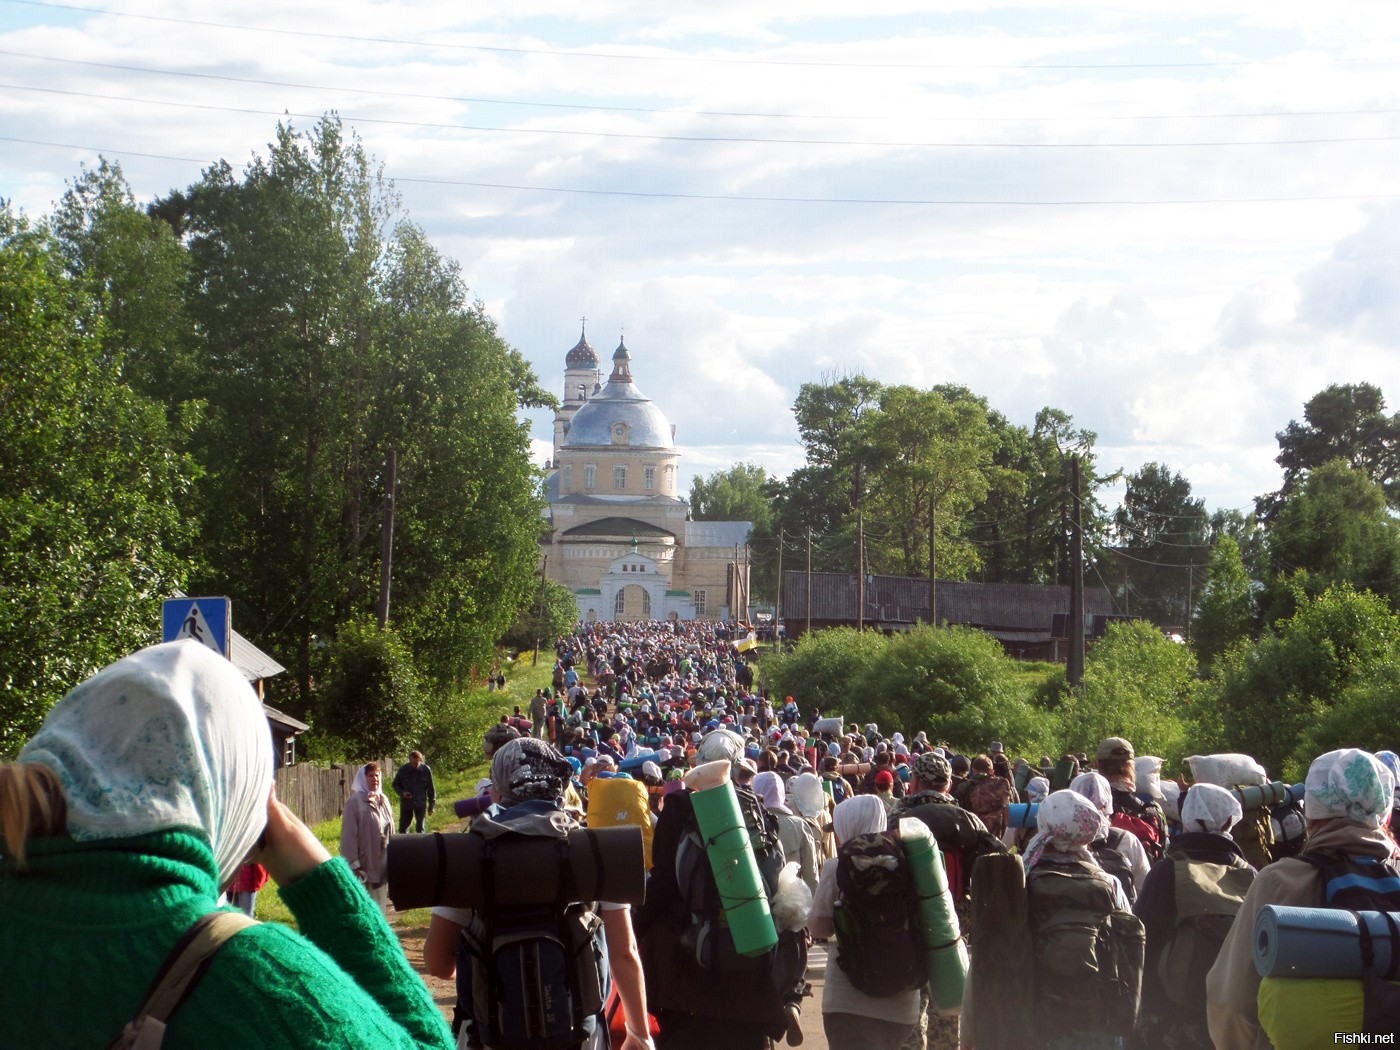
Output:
top-left (832, 828), bottom-right (926, 997)
top-left (1026, 855), bottom-right (1145, 1037)
top-left (1089, 828), bottom-right (1138, 906)
top-left (674, 785), bottom-right (785, 972)
top-left (456, 814), bottom-right (610, 1050)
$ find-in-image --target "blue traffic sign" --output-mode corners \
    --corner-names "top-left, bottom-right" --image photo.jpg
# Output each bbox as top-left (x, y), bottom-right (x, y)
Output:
top-left (162, 597), bottom-right (232, 658)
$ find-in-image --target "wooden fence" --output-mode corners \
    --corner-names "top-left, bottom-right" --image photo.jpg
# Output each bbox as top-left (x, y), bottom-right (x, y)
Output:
top-left (274, 758), bottom-right (397, 827)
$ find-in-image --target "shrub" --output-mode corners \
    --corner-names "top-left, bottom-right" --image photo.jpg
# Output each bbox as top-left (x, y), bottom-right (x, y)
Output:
top-left (316, 620), bottom-right (426, 759)
top-left (761, 628), bottom-right (887, 717)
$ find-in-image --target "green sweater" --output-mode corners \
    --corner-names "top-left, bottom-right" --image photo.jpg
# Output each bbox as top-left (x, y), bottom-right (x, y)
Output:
top-left (0, 829), bottom-right (454, 1049)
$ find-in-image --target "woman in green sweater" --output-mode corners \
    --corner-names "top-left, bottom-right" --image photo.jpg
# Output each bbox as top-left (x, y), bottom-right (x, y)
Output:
top-left (0, 639), bottom-right (454, 1049)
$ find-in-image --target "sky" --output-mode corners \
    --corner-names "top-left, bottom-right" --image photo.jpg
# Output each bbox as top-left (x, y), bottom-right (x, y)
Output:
top-left (4, 1), bottom-right (1400, 515)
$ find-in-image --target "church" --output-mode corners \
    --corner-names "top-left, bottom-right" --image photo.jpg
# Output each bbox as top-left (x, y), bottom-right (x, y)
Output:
top-left (541, 326), bottom-right (752, 622)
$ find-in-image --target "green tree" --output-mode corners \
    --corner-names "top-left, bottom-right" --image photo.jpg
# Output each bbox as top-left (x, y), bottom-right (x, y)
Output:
top-left (316, 619), bottom-right (425, 759)
top-left (1057, 620), bottom-right (1199, 770)
top-left (1265, 459), bottom-right (1400, 610)
top-left (1260, 382), bottom-right (1400, 517)
top-left (1191, 536), bottom-right (1256, 672)
top-left (0, 207), bottom-right (198, 754)
top-left (691, 462), bottom-right (775, 529)
top-left (1110, 463), bottom-right (1210, 627)
top-left (502, 578), bottom-right (580, 652)
top-left (1209, 585), bottom-right (1400, 779)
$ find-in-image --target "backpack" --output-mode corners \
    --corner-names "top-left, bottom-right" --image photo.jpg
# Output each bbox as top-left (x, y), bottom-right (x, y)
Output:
top-left (1110, 791), bottom-right (1166, 862)
top-left (832, 828), bottom-right (926, 997)
top-left (967, 776), bottom-right (1011, 837)
top-left (1089, 829), bottom-right (1139, 906)
top-left (1026, 856), bottom-right (1145, 1037)
top-left (674, 785), bottom-right (786, 972)
top-left (457, 812), bottom-right (610, 1050)
top-left (1155, 856), bottom-right (1254, 1008)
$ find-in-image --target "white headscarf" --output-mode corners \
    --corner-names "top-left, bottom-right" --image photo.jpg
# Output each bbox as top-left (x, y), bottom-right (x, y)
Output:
top-left (1070, 771), bottom-right (1114, 815)
top-left (1181, 783), bottom-right (1242, 834)
top-left (20, 640), bottom-right (274, 887)
top-left (789, 772), bottom-right (826, 819)
top-left (1026, 776), bottom-right (1051, 804)
top-left (1305, 748), bottom-right (1395, 828)
top-left (752, 771), bottom-right (792, 815)
top-left (833, 794), bottom-right (887, 844)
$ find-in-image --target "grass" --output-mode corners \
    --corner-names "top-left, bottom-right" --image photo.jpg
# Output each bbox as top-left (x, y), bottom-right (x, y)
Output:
top-left (250, 653), bottom-right (556, 928)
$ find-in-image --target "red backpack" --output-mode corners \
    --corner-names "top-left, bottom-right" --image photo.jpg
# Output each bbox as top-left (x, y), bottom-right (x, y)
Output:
top-left (1110, 795), bottom-right (1165, 861)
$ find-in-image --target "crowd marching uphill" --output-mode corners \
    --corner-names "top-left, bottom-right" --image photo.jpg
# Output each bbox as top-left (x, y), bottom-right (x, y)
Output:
top-left (473, 618), bottom-right (1400, 1050)
top-left (6, 624), bottom-right (1400, 1050)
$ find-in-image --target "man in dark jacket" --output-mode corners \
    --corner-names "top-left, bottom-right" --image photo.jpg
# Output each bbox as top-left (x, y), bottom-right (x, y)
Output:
top-left (391, 750), bottom-right (437, 833)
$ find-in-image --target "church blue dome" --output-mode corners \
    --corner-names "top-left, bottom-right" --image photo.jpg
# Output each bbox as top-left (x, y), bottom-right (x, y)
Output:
top-left (563, 339), bottom-right (674, 449)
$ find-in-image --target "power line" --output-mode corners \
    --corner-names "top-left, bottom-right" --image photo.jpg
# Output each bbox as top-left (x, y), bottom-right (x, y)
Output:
top-left (10, 81), bottom-right (1400, 150)
top-left (8, 1), bottom-right (1399, 72)
top-left (9, 49), bottom-right (1400, 126)
top-left (9, 134), bottom-right (1400, 208)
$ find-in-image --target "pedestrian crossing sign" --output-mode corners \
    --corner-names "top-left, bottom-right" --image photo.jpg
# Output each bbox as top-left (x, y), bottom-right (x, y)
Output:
top-left (162, 597), bottom-right (232, 659)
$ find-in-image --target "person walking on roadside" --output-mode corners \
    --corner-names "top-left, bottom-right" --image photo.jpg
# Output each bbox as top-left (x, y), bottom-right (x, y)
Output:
top-left (392, 750), bottom-right (437, 833)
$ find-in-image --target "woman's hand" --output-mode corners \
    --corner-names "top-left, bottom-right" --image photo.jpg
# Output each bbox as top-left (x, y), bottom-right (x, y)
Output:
top-left (252, 787), bottom-right (331, 887)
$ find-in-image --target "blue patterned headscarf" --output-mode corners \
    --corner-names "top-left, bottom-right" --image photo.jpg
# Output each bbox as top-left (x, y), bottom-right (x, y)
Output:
top-left (1305, 748), bottom-right (1394, 828)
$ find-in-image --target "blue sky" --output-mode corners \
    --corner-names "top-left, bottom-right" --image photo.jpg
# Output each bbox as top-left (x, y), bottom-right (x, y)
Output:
top-left (3, 0), bottom-right (1400, 514)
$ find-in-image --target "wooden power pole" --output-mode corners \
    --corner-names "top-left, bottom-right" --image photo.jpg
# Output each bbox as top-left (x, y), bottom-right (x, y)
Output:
top-left (1068, 455), bottom-right (1085, 686)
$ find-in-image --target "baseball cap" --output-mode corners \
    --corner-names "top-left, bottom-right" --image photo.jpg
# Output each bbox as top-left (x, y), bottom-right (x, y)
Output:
top-left (1096, 737), bottom-right (1135, 761)
top-left (875, 770), bottom-right (894, 788)
top-left (913, 751), bottom-right (951, 785)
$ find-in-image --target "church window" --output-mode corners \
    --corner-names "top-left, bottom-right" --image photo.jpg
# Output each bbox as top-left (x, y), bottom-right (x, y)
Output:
top-left (664, 466), bottom-right (675, 493)
top-left (644, 466), bottom-right (655, 490)
top-left (614, 464), bottom-right (627, 489)
top-left (615, 590), bottom-right (626, 616)
top-left (562, 464), bottom-right (572, 490)
top-left (694, 590), bottom-right (707, 616)
top-left (584, 464), bottom-right (596, 489)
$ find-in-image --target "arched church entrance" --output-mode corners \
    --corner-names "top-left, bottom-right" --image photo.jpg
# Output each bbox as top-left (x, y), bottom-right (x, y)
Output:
top-left (614, 585), bottom-right (651, 621)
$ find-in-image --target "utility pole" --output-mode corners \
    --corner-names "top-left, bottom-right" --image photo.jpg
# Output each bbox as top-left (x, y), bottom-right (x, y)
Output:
top-left (1068, 455), bottom-right (1085, 686)
top-left (928, 497), bottom-right (937, 628)
top-left (532, 555), bottom-right (548, 666)
top-left (377, 448), bottom-right (397, 630)
top-left (775, 527), bottom-right (785, 649)
top-left (734, 543), bottom-right (740, 624)
top-left (857, 512), bottom-right (865, 632)
top-left (805, 528), bottom-right (813, 639)
top-left (1185, 563), bottom-right (1195, 641)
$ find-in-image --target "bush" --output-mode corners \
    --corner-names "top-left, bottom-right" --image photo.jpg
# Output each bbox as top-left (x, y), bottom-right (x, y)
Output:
top-left (420, 685), bottom-right (505, 773)
top-left (1056, 620), bottom-right (1199, 776)
top-left (761, 628), bottom-right (887, 717)
top-left (850, 626), bottom-right (1053, 757)
top-left (316, 620), bottom-right (426, 759)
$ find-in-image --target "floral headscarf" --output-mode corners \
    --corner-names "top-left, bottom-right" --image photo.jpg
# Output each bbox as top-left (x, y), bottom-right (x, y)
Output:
top-left (1023, 789), bottom-right (1107, 870)
top-left (1305, 748), bottom-right (1395, 828)
top-left (1026, 776), bottom-right (1051, 804)
top-left (1069, 771), bottom-right (1114, 815)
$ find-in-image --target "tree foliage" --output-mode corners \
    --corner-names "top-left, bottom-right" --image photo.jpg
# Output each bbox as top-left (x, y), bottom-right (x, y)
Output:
top-left (760, 627), bottom-right (886, 717)
top-left (316, 619), bottom-right (425, 760)
top-left (1208, 585), bottom-right (1400, 780)
top-left (1191, 536), bottom-right (1255, 673)
top-left (1057, 620), bottom-right (1199, 772)
top-left (1110, 463), bottom-right (1210, 627)
top-left (502, 578), bottom-right (579, 652)
top-left (0, 206), bottom-right (198, 754)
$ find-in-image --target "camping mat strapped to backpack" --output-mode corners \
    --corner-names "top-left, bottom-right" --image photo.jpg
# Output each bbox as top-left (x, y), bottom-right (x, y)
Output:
top-left (832, 828), bottom-right (926, 999)
top-left (1254, 904), bottom-right (1400, 979)
top-left (684, 760), bottom-right (779, 958)
top-left (898, 817), bottom-right (968, 1011)
top-left (965, 852), bottom-right (1036, 1050)
top-left (386, 824), bottom-right (645, 911)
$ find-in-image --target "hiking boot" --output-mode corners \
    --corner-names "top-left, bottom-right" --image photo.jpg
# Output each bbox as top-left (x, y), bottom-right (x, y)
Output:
top-left (783, 1003), bottom-right (804, 1046)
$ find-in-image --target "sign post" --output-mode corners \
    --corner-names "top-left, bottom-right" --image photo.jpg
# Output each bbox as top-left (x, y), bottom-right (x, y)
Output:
top-left (162, 597), bottom-right (232, 659)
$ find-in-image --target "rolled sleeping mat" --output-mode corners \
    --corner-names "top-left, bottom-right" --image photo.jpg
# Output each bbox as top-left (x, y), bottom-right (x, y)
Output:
top-left (1230, 781), bottom-right (1302, 813)
top-left (684, 759), bottom-right (779, 958)
top-left (386, 824), bottom-right (645, 911)
top-left (965, 852), bottom-right (1036, 1050)
top-left (617, 748), bottom-right (658, 772)
top-left (1007, 802), bottom-right (1039, 830)
top-left (812, 716), bottom-right (844, 736)
top-left (1050, 756), bottom-right (1078, 792)
top-left (898, 817), bottom-right (968, 1012)
top-left (839, 762), bottom-right (872, 778)
top-left (1254, 904), bottom-right (1400, 979)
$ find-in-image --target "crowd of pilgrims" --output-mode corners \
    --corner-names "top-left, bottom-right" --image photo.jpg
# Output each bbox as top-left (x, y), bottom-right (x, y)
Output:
top-left (472, 618), bottom-right (1400, 1050)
